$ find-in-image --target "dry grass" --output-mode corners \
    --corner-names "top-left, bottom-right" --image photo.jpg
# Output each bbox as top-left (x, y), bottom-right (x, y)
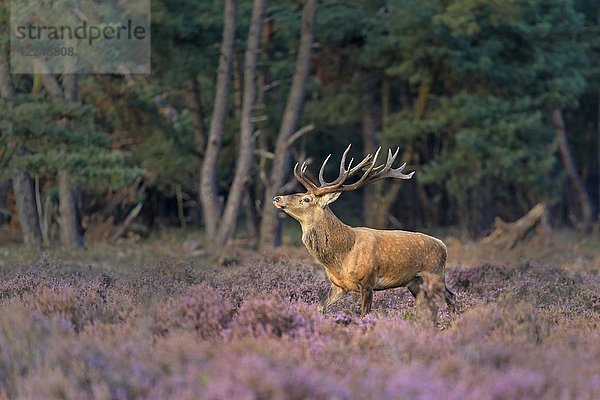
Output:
top-left (446, 228), bottom-right (600, 272)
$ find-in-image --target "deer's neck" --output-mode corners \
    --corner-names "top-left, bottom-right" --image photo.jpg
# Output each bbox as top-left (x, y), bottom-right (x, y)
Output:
top-left (301, 207), bottom-right (355, 269)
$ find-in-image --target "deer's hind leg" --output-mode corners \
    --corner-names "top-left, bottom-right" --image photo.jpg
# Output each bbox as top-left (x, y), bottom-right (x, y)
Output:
top-left (407, 276), bottom-right (423, 299)
top-left (444, 285), bottom-right (457, 320)
top-left (413, 272), bottom-right (443, 328)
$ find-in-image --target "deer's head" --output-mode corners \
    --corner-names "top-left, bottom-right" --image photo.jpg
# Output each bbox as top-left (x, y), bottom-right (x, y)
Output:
top-left (273, 144), bottom-right (414, 225)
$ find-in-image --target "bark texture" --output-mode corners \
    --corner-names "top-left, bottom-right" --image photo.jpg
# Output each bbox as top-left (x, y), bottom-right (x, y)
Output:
top-left (59, 74), bottom-right (84, 247)
top-left (200, 0), bottom-right (237, 240)
top-left (57, 171), bottom-right (83, 247)
top-left (12, 172), bottom-right (42, 248)
top-left (216, 0), bottom-right (266, 246)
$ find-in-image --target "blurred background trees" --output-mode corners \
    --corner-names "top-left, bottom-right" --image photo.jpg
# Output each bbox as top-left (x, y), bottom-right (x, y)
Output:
top-left (0, 0), bottom-right (598, 249)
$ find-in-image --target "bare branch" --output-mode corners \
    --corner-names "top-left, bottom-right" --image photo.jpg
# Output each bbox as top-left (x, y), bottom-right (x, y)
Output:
top-left (254, 149), bottom-right (275, 160)
top-left (285, 124), bottom-right (315, 148)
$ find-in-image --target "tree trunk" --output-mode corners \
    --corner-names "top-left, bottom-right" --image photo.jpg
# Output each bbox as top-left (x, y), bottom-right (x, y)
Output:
top-left (0, 180), bottom-right (10, 226)
top-left (57, 170), bottom-right (83, 247)
top-left (176, 184), bottom-right (186, 229)
top-left (216, 0), bottom-right (266, 247)
top-left (57, 171), bottom-right (83, 247)
top-left (232, 52), bottom-right (243, 120)
top-left (58, 74), bottom-right (84, 247)
top-left (360, 87), bottom-right (403, 229)
top-left (186, 77), bottom-right (206, 155)
top-left (35, 60), bottom-right (64, 97)
top-left (0, 50), bottom-right (12, 227)
top-left (243, 191), bottom-right (259, 243)
top-left (36, 63), bottom-right (84, 247)
top-left (62, 74), bottom-right (77, 102)
top-left (0, 49), bottom-right (14, 98)
top-left (200, 0), bottom-right (237, 240)
top-left (361, 90), bottom-right (382, 227)
top-left (552, 108), bottom-right (593, 233)
top-left (362, 74), bottom-right (432, 228)
top-left (1, 41), bottom-right (42, 247)
top-left (258, 0), bottom-right (318, 249)
top-left (12, 172), bottom-right (42, 248)
top-left (34, 175), bottom-right (51, 245)
top-left (255, 13), bottom-right (273, 202)
top-left (480, 176), bottom-right (497, 234)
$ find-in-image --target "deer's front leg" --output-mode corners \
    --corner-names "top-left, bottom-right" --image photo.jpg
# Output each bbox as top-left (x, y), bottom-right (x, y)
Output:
top-left (360, 286), bottom-right (373, 318)
top-left (318, 283), bottom-right (345, 314)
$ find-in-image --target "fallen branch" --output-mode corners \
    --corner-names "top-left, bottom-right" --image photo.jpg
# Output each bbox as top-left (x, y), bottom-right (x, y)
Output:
top-left (109, 202), bottom-right (143, 244)
top-left (481, 203), bottom-right (549, 249)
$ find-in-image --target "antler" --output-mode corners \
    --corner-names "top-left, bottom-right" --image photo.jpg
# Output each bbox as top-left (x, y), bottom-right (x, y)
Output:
top-left (293, 161), bottom-right (318, 191)
top-left (293, 144), bottom-right (414, 195)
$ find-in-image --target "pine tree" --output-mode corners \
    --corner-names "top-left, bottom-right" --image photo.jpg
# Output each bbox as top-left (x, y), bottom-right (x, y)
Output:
top-left (0, 95), bottom-right (143, 243)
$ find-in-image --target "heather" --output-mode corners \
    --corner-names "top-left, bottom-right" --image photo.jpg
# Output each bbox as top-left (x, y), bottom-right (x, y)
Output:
top-left (0, 247), bottom-right (598, 400)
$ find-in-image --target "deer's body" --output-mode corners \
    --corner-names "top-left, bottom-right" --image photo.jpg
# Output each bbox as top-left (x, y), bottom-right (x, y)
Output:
top-left (301, 207), bottom-right (446, 293)
top-left (274, 145), bottom-right (457, 322)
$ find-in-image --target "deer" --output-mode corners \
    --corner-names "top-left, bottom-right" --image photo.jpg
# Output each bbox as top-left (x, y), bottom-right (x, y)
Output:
top-left (273, 144), bottom-right (457, 324)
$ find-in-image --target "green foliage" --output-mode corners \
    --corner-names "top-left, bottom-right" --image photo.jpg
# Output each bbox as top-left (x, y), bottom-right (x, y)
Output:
top-left (433, 0), bottom-right (587, 105)
top-left (367, 0), bottom-right (591, 224)
top-left (138, 110), bottom-right (200, 194)
top-left (316, 1), bottom-right (374, 47)
top-left (305, 85), bottom-right (361, 128)
top-left (77, 76), bottom-right (201, 195)
top-left (151, 0), bottom-right (223, 85)
top-left (0, 95), bottom-right (142, 191)
top-left (418, 94), bottom-right (558, 196)
top-left (2, 0), bottom-right (597, 235)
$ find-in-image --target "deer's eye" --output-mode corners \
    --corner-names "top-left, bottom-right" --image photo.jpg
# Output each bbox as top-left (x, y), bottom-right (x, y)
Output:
top-left (302, 197), bottom-right (311, 203)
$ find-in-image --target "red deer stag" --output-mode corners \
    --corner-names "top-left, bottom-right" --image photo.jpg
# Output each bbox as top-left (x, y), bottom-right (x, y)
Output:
top-left (273, 145), bottom-right (457, 323)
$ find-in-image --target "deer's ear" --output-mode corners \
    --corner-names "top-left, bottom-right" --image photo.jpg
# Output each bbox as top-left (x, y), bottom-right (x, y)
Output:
top-left (319, 192), bottom-right (341, 206)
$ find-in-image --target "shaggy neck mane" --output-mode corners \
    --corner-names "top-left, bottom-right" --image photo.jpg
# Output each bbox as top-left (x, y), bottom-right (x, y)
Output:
top-left (301, 207), bottom-right (355, 268)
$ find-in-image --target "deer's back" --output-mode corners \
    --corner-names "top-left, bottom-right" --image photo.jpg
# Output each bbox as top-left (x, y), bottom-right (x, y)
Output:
top-left (351, 227), bottom-right (447, 289)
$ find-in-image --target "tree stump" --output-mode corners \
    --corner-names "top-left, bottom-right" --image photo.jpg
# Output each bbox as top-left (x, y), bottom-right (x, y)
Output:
top-left (481, 204), bottom-right (549, 250)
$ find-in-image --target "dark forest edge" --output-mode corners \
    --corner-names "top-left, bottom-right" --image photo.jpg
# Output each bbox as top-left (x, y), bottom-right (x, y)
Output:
top-left (0, 0), bottom-right (598, 251)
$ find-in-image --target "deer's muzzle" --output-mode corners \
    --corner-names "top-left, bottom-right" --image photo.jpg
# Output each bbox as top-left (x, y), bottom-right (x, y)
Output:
top-left (273, 196), bottom-right (286, 209)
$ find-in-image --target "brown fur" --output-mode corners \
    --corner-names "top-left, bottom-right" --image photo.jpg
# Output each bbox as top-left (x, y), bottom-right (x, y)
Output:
top-left (273, 192), bottom-right (457, 322)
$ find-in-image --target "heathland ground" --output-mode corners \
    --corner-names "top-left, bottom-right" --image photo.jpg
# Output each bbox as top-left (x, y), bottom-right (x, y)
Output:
top-left (0, 229), bottom-right (599, 399)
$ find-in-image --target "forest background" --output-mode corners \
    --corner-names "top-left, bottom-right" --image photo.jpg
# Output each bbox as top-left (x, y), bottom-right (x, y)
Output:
top-left (0, 0), bottom-right (598, 252)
